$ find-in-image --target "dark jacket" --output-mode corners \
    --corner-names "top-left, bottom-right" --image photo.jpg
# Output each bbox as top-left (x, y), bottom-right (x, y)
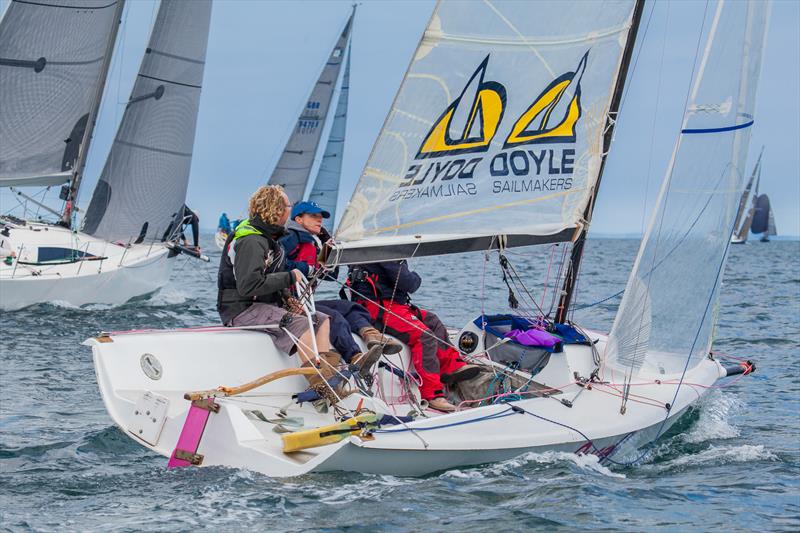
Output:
top-left (217, 215), bottom-right (293, 324)
top-left (349, 260), bottom-right (421, 304)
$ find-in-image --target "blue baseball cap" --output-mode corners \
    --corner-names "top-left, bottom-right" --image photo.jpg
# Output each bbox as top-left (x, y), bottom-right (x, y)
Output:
top-left (291, 201), bottom-right (330, 219)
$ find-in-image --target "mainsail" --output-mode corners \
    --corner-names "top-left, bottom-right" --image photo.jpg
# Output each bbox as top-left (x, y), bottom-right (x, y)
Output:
top-left (82, 0), bottom-right (212, 242)
top-left (308, 47), bottom-right (351, 229)
top-left (333, 0), bottom-right (641, 263)
top-left (268, 10), bottom-right (355, 205)
top-left (606, 0), bottom-right (770, 377)
top-left (0, 0), bottom-right (123, 188)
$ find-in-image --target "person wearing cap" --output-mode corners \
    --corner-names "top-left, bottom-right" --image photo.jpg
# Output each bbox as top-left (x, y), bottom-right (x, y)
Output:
top-left (280, 201), bottom-right (402, 367)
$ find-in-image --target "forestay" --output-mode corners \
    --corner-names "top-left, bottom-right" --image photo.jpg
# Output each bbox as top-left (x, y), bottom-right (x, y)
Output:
top-left (0, 0), bottom-right (121, 188)
top-left (82, 0), bottom-right (212, 243)
top-left (333, 0), bottom-right (638, 263)
top-left (308, 46), bottom-right (351, 230)
top-left (606, 0), bottom-right (769, 377)
top-left (268, 12), bottom-right (354, 205)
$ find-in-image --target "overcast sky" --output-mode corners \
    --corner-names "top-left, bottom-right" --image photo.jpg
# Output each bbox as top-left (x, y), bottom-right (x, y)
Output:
top-left (6, 0), bottom-right (797, 236)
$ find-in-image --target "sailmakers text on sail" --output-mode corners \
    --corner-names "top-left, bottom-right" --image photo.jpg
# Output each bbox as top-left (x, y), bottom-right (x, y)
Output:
top-left (389, 52), bottom-right (587, 203)
top-left (391, 149), bottom-right (575, 201)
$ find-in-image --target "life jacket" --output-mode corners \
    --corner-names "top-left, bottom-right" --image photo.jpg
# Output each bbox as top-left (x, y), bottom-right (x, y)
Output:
top-left (288, 234), bottom-right (319, 268)
top-left (217, 218), bottom-right (285, 323)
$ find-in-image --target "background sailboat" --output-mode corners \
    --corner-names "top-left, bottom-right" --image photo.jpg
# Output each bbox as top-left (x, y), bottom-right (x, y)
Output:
top-left (0, 0), bottom-right (212, 310)
top-left (267, 7), bottom-right (355, 229)
top-left (214, 7), bottom-right (354, 249)
top-left (731, 148), bottom-right (763, 244)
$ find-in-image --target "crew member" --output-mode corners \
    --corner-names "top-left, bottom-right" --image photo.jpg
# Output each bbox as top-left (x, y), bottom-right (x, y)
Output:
top-left (348, 260), bottom-right (479, 412)
top-left (217, 186), bottom-right (332, 370)
top-left (280, 201), bottom-right (401, 367)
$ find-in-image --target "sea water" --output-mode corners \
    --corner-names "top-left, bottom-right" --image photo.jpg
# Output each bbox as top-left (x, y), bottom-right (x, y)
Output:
top-left (1, 238), bottom-right (797, 531)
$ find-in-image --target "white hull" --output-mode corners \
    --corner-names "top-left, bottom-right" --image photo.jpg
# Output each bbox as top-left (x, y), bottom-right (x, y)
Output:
top-left (87, 321), bottom-right (728, 477)
top-left (0, 221), bottom-right (172, 310)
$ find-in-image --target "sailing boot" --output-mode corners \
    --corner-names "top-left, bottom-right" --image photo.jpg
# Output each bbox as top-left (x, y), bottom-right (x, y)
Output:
top-left (359, 326), bottom-right (403, 355)
top-left (427, 396), bottom-right (457, 412)
top-left (301, 351), bottom-right (345, 404)
top-left (350, 344), bottom-right (383, 379)
top-left (440, 364), bottom-right (481, 385)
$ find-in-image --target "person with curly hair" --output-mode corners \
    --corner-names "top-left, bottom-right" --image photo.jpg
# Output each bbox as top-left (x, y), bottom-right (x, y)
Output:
top-left (216, 185), bottom-right (331, 367)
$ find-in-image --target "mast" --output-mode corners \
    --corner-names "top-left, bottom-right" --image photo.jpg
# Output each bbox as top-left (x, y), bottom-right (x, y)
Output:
top-left (555, 0), bottom-right (646, 324)
top-left (59, 0), bottom-right (126, 228)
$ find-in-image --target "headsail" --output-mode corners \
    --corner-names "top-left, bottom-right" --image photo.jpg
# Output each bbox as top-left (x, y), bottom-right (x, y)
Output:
top-left (268, 10), bottom-right (355, 205)
top-left (0, 0), bottom-right (123, 188)
top-left (308, 45), bottom-right (351, 229)
top-left (606, 0), bottom-right (770, 377)
top-left (82, 0), bottom-right (212, 242)
top-left (333, 0), bottom-right (640, 263)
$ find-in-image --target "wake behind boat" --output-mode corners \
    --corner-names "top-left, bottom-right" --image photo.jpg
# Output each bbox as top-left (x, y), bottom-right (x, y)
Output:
top-left (88, 0), bottom-right (769, 477)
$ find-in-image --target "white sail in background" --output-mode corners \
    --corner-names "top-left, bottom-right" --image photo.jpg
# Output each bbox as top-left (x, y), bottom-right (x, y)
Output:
top-left (334, 0), bottom-right (639, 262)
top-left (268, 11), bottom-right (354, 205)
top-left (606, 0), bottom-right (770, 377)
top-left (309, 46), bottom-right (351, 229)
top-left (0, 0), bottom-right (122, 188)
top-left (82, 0), bottom-right (212, 242)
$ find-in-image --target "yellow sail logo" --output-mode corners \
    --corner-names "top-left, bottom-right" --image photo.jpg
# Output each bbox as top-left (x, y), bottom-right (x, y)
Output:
top-left (416, 51), bottom-right (588, 159)
top-left (416, 55), bottom-right (507, 159)
top-left (504, 51), bottom-right (587, 148)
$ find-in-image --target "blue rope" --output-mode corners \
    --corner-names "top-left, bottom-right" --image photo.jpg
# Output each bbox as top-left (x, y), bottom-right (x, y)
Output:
top-left (373, 408), bottom-right (517, 433)
top-left (573, 288), bottom-right (625, 310)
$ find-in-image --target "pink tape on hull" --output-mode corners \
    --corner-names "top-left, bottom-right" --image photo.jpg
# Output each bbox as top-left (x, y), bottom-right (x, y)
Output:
top-left (167, 401), bottom-right (215, 468)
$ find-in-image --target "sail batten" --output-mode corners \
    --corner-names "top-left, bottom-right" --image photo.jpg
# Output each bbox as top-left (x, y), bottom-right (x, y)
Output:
top-left (308, 41), bottom-right (352, 229)
top-left (82, 0), bottom-right (212, 242)
top-left (334, 0), bottom-right (639, 262)
top-left (0, 0), bottom-right (123, 188)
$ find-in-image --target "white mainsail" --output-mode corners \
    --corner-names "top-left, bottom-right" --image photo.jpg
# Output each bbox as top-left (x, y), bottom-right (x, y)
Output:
top-left (334, 0), bottom-right (639, 262)
top-left (82, 0), bottom-right (212, 243)
top-left (308, 46), bottom-right (352, 229)
top-left (0, 0), bottom-right (123, 188)
top-left (606, 0), bottom-right (770, 377)
top-left (268, 10), bottom-right (355, 205)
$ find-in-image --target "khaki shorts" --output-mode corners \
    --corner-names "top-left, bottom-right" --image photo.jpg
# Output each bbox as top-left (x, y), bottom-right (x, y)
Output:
top-left (231, 303), bottom-right (329, 354)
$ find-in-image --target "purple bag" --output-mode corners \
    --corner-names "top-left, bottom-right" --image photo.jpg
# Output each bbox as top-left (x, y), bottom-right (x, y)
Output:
top-left (504, 328), bottom-right (561, 349)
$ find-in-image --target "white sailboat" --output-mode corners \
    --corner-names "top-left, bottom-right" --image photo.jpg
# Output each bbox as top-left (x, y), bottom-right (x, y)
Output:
top-left (0, 0), bottom-right (212, 311)
top-left (88, 0), bottom-right (768, 477)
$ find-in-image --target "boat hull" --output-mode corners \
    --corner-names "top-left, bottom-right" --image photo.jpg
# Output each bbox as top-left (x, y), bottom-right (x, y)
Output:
top-left (86, 324), bottom-right (727, 477)
top-left (0, 221), bottom-right (172, 310)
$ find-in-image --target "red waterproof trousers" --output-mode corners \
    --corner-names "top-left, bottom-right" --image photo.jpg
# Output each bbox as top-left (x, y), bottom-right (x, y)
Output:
top-left (356, 298), bottom-right (466, 400)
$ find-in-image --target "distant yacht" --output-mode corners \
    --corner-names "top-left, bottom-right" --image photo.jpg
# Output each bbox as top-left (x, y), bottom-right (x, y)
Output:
top-left (731, 147), bottom-right (776, 244)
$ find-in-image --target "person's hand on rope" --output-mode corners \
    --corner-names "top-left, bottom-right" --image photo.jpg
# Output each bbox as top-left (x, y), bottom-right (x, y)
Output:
top-left (291, 269), bottom-right (305, 283)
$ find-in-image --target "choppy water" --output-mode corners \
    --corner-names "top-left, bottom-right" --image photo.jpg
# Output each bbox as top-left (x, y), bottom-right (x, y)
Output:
top-left (1, 237), bottom-right (798, 531)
